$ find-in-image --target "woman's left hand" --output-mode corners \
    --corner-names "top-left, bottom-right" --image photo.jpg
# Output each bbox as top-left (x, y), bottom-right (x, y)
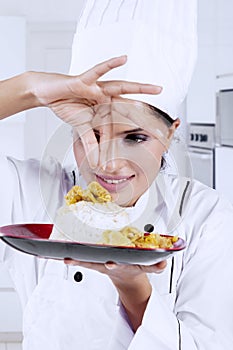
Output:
top-left (64, 259), bottom-right (167, 331)
top-left (64, 258), bottom-right (166, 277)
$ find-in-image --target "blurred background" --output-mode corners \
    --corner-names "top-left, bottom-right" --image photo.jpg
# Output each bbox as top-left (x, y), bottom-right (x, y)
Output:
top-left (0, 1), bottom-right (233, 349)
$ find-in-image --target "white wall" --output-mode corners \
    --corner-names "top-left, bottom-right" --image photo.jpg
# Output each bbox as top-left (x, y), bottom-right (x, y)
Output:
top-left (0, 17), bottom-right (26, 160)
top-left (0, 0), bottom-right (85, 22)
top-left (0, 3), bottom-right (85, 347)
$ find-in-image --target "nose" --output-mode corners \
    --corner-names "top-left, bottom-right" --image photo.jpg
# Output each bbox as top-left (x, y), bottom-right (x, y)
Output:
top-left (99, 138), bottom-right (126, 172)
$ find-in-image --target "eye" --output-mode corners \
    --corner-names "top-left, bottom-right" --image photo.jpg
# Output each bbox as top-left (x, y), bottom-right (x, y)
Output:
top-left (124, 134), bottom-right (148, 144)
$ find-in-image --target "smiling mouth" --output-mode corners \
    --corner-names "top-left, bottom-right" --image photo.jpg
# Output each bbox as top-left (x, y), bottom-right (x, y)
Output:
top-left (95, 174), bottom-right (134, 186)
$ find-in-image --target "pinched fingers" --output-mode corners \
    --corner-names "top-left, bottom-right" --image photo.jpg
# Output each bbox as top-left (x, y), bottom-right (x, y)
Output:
top-left (76, 123), bottom-right (99, 169)
top-left (71, 107), bottom-right (99, 169)
top-left (97, 80), bottom-right (162, 98)
top-left (81, 56), bottom-right (128, 85)
top-left (79, 55), bottom-right (162, 104)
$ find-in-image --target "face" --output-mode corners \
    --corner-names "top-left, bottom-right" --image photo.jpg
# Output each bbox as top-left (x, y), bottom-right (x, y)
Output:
top-left (73, 98), bottom-right (179, 207)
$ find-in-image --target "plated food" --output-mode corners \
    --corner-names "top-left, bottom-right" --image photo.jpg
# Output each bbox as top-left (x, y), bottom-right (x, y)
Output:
top-left (0, 223), bottom-right (186, 265)
top-left (50, 182), bottom-right (178, 249)
top-left (102, 226), bottom-right (178, 248)
top-left (0, 182), bottom-right (185, 264)
top-left (50, 181), bottom-right (135, 243)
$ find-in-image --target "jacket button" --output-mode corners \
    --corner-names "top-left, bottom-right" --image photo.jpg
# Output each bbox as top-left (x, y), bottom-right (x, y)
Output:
top-left (74, 271), bottom-right (83, 282)
top-left (144, 224), bottom-right (154, 233)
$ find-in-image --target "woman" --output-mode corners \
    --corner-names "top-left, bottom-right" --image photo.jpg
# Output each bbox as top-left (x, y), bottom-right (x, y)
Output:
top-left (1, 1), bottom-right (233, 349)
top-left (0, 58), bottom-right (233, 349)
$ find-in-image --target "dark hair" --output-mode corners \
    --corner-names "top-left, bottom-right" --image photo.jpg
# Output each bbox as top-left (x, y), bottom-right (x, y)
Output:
top-left (148, 104), bottom-right (174, 127)
top-left (160, 155), bottom-right (166, 170)
top-left (146, 104), bottom-right (174, 170)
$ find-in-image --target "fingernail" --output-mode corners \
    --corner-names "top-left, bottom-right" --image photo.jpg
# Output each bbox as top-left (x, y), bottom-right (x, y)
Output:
top-left (105, 262), bottom-right (118, 270)
top-left (64, 258), bottom-right (80, 266)
top-left (156, 86), bottom-right (163, 92)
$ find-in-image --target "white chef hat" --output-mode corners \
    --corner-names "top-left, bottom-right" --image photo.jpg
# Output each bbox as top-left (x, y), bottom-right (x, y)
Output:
top-left (69, 0), bottom-right (197, 119)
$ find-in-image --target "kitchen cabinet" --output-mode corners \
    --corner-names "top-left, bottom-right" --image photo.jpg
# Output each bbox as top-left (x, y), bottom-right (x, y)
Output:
top-left (215, 146), bottom-right (233, 204)
top-left (215, 0), bottom-right (233, 76)
top-left (0, 17), bottom-right (26, 80)
top-left (0, 344), bottom-right (22, 350)
top-left (0, 258), bottom-right (23, 346)
top-left (186, 45), bottom-right (216, 123)
top-left (186, 0), bottom-right (217, 123)
top-left (24, 21), bottom-right (76, 160)
top-left (216, 74), bottom-right (233, 92)
top-left (0, 20), bottom-right (75, 347)
top-left (0, 16), bottom-right (26, 159)
top-left (0, 16), bottom-right (25, 346)
top-left (187, 0), bottom-right (233, 123)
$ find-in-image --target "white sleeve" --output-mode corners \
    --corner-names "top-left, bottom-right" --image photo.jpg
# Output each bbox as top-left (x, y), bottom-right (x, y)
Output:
top-left (108, 194), bottom-right (233, 349)
top-left (0, 154), bottom-right (69, 308)
top-left (0, 154), bottom-right (39, 308)
top-left (0, 154), bottom-right (14, 227)
top-left (0, 153), bottom-right (14, 264)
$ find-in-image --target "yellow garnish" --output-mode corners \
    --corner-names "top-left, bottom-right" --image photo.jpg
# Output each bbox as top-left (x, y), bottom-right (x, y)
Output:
top-left (101, 226), bottom-right (178, 249)
top-left (65, 185), bottom-right (83, 205)
top-left (65, 181), bottom-right (112, 205)
top-left (87, 181), bottom-right (112, 203)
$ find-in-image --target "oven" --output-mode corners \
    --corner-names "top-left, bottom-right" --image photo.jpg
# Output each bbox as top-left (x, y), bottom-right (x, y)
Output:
top-left (187, 123), bottom-right (215, 189)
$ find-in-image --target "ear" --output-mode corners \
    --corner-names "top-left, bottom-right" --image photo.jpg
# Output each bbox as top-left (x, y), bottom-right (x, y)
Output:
top-left (167, 118), bottom-right (180, 141)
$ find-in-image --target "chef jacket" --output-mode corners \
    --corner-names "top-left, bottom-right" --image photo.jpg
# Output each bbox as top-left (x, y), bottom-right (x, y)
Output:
top-left (0, 154), bottom-right (233, 350)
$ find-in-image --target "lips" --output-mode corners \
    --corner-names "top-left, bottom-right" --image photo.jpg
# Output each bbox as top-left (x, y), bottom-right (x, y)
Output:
top-left (95, 174), bottom-right (134, 192)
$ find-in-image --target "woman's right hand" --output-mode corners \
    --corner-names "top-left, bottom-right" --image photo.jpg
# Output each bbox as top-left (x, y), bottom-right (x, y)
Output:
top-left (0, 55), bottom-right (161, 167)
top-left (30, 56), bottom-right (162, 168)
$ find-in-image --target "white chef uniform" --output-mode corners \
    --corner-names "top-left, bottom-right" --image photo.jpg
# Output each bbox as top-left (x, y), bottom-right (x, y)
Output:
top-left (1, 154), bottom-right (233, 350)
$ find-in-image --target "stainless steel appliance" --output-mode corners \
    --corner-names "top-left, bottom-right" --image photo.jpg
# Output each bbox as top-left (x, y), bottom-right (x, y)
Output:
top-left (216, 89), bottom-right (233, 147)
top-left (188, 123), bottom-right (215, 188)
top-left (215, 89), bottom-right (233, 204)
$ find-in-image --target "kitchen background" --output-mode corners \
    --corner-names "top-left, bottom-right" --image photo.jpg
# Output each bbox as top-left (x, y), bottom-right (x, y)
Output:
top-left (0, 0), bottom-right (233, 349)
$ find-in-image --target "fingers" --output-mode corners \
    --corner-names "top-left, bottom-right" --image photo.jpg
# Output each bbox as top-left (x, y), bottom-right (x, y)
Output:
top-left (98, 81), bottom-right (162, 96)
top-left (154, 260), bottom-right (167, 271)
top-left (64, 258), bottom-right (167, 275)
top-left (71, 106), bottom-right (99, 169)
top-left (81, 56), bottom-right (162, 97)
top-left (143, 260), bottom-right (167, 273)
top-left (76, 124), bottom-right (99, 169)
top-left (64, 259), bottom-right (107, 274)
top-left (104, 261), bottom-right (118, 270)
top-left (82, 55), bottom-right (128, 85)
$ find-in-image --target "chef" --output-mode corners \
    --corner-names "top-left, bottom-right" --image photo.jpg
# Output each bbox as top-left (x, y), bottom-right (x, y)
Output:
top-left (1, 1), bottom-right (233, 349)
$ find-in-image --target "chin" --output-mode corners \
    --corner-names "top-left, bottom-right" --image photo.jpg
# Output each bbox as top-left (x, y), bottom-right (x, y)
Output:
top-left (113, 194), bottom-right (138, 207)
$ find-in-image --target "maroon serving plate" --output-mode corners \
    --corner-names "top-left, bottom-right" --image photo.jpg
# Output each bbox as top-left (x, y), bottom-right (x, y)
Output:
top-left (0, 223), bottom-right (186, 265)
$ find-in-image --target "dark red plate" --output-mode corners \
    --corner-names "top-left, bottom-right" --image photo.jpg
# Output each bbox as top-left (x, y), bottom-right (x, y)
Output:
top-left (0, 224), bottom-right (186, 265)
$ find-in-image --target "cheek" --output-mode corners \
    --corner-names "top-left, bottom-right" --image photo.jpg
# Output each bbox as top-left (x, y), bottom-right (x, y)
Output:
top-left (73, 141), bottom-right (91, 179)
top-left (73, 141), bottom-right (85, 168)
top-left (136, 142), bottom-right (164, 181)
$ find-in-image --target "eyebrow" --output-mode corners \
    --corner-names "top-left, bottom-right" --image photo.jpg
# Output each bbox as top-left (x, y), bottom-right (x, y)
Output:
top-left (120, 128), bottom-right (144, 134)
top-left (93, 128), bottom-right (145, 135)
